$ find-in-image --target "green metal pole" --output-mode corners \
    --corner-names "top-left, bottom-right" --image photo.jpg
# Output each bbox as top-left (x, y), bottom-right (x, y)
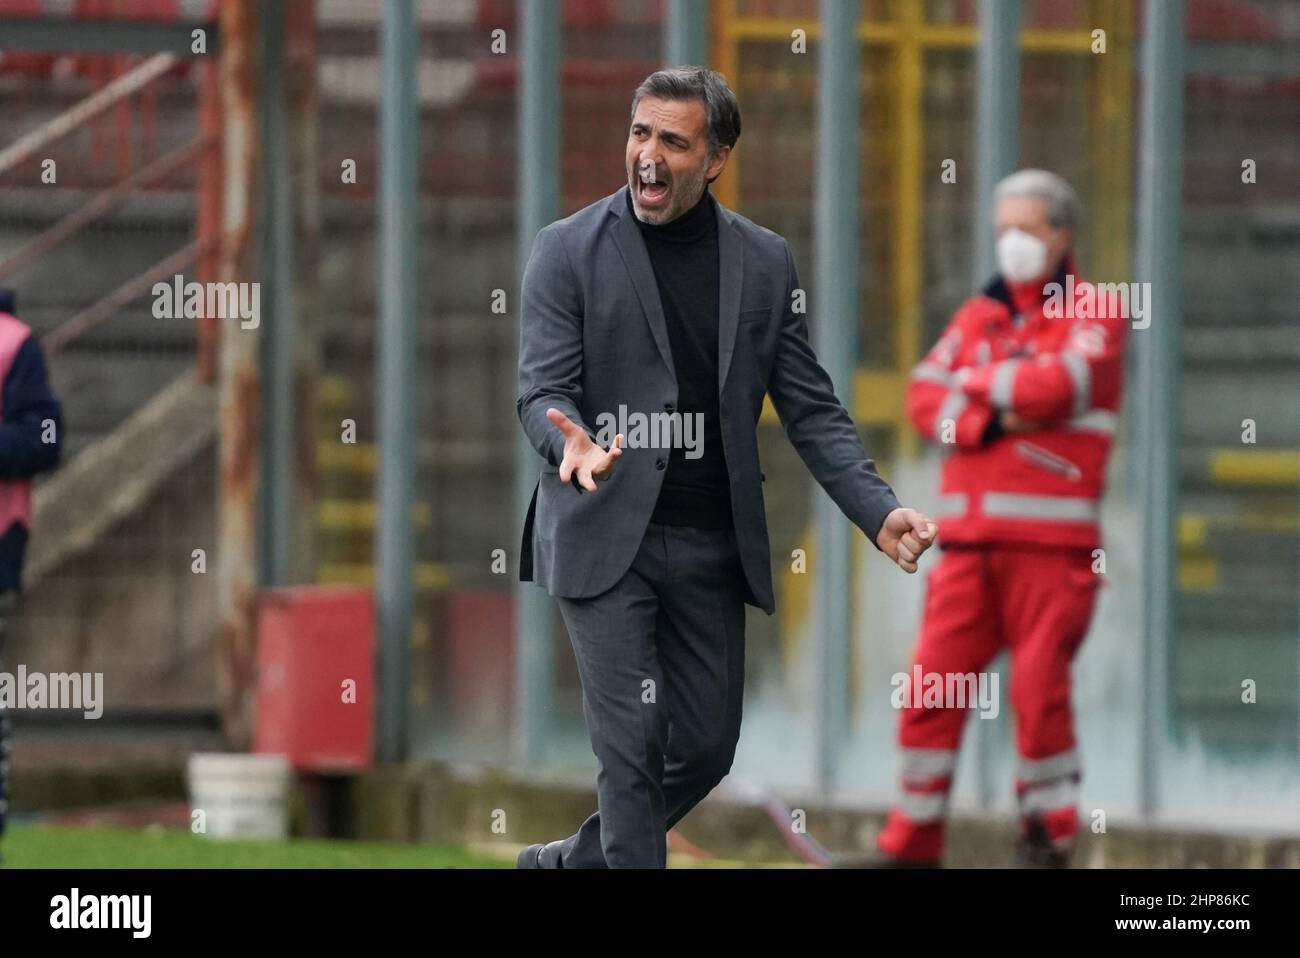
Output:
top-left (813, 0), bottom-right (859, 798)
top-left (970, 0), bottom-right (1021, 810)
top-left (1134, 0), bottom-right (1184, 819)
top-left (513, 0), bottom-right (561, 773)
top-left (972, 0), bottom-right (1021, 284)
top-left (375, 0), bottom-right (418, 763)
top-left (666, 0), bottom-right (708, 66)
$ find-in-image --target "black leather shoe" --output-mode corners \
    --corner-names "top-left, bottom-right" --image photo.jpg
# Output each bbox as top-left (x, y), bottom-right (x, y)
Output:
top-left (1012, 818), bottom-right (1070, 868)
top-left (516, 843), bottom-right (545, 869)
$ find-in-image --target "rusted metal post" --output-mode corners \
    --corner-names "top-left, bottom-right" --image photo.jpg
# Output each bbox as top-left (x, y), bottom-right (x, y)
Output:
top-left (216, 0), bottom-right (261, 750)
top-left (197, 58), bottom-right (223, 383)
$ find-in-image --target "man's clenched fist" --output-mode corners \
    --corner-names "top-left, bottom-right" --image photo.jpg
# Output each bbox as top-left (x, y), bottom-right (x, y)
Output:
top-left (548, 407), bottom-right (625, 493)
top-left (875, 508), bottom-right (938, 574)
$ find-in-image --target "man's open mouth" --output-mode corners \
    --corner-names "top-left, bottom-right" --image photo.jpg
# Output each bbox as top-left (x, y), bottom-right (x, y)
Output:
top-left (637, 170), bottom-right (669, 204)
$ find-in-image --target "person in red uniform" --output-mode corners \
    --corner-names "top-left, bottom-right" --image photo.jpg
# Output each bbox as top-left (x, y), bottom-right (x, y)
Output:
top-left (874, 170), bottom-right (1127, 867)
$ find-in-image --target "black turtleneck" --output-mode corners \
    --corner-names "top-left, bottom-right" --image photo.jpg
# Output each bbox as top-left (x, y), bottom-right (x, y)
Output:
top-left (628, 185), bottom-right (732, 531)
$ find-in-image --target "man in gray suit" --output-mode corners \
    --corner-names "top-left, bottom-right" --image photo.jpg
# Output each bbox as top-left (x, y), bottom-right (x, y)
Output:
top-left (516, 67), bottom-right (937, 869)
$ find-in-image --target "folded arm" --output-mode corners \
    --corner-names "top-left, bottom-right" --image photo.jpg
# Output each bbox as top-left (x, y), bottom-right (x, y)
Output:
top-left (905, 319), bottom-right (998, 447)
top-left (959, 313), bottom-right (1127, 424)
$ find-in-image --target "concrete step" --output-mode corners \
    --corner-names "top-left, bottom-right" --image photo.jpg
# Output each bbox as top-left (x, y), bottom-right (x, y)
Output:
top-left (354, 763), bottom-right (1300, 867)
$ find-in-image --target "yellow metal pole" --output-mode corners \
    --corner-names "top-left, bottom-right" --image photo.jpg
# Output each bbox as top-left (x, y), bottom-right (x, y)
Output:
top-left (712, 0), bottom-right (740, 211)
top-left (1089, 0), bottom-right (1134, 281)
top-left (893, 1), bottom-right (924, 461)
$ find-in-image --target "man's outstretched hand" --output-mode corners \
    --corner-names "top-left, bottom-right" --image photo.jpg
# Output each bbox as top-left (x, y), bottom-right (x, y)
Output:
top-left (548, 407), bottom-right (624, 493)
top-left (875, 507), bottom-right (938, 574)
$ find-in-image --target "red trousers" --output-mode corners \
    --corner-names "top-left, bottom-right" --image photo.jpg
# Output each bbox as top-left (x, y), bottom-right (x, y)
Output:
top-left (877, 545), bottom-right (1100, 862)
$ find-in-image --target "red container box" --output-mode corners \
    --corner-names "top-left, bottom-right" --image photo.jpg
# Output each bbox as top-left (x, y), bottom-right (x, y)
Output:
top-left (254, 586), bottom-right (375, 772)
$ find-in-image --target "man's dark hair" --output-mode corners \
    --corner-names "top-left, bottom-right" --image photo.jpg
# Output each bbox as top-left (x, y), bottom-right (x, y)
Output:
top-left (630, 66), bottom-right (742, 158)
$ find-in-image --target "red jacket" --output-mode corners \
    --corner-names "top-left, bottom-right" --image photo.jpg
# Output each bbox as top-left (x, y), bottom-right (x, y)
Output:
top-left (906, 260), bottom-right (1127, 550)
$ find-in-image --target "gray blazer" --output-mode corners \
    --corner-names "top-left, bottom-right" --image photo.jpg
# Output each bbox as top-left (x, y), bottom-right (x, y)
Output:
top-left (516, 185), bottom-right (900, 616)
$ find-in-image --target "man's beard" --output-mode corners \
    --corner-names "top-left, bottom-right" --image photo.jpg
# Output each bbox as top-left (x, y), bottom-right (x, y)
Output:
top-left (629, 156), bottom-right (709, 225)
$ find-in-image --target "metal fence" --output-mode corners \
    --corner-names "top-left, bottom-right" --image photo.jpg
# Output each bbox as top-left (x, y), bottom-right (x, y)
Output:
top-left (1, 0), bottom-right (1296, 835)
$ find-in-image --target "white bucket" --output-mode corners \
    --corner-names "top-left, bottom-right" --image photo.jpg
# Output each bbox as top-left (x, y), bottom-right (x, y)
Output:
top-left (186, 753), bottom-right (292, 840)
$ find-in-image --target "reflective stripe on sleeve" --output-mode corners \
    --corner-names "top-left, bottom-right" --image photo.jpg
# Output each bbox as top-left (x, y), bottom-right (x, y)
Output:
top-left (934, 391), bottom-right (968, 435)
top-left (982, 492), bottom-right (1099, 523)
top-left (989, 358), bottom-right (1021, 409)
top-left (1060, 349), bottom-right (1091, 417)
top-left (1065, 409), bottom-right (1117, 435)
top-left (937, 493), bottom-right (968, 518)
top-left (911, 362), bottom-right (953, 385)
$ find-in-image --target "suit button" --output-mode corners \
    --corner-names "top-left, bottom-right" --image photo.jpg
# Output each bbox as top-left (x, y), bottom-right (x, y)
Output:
top-left (664, 402), bottom-right (675, 412)
top-left (655, 458), bottom-right (666, 470)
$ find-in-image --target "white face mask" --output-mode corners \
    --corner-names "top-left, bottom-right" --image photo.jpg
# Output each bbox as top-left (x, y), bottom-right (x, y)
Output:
top-left (996, 228), bottom-right (1048, 283)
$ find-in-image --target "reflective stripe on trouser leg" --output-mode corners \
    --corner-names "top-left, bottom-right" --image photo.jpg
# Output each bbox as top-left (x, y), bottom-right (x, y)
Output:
top-left (895, 789), bottom-right (948, 822)
top-left (898, 747), bottom-right (957, 817)
top-left (877, 747), bottom-right (956, 862)
top-left (1017, 748), bottom-right (1081, 785)
top-left (1016, 749), bottom-right (1082, 850)
top-left (901, 746), bottom-right (958, 780)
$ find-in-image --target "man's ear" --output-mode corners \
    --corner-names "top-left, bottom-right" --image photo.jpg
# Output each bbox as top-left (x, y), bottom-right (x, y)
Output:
top-left (705, 146), bottom-right (731, 184)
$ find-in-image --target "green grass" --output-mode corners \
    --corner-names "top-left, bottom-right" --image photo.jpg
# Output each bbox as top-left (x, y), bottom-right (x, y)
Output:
top-left (3, 824), bottom-right (514, 869)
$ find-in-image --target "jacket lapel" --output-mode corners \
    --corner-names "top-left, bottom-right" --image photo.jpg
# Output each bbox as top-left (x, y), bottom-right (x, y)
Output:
top-left (610, 186), bottom-right (676, 380)
top-left (715, 200), bottom-right (743, 393)
top-left (607, 185), bottom-right (745, 391)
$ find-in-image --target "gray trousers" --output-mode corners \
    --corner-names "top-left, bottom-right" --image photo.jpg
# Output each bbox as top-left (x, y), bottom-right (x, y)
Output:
top-left (548, 521), bottom-right (748, 869)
